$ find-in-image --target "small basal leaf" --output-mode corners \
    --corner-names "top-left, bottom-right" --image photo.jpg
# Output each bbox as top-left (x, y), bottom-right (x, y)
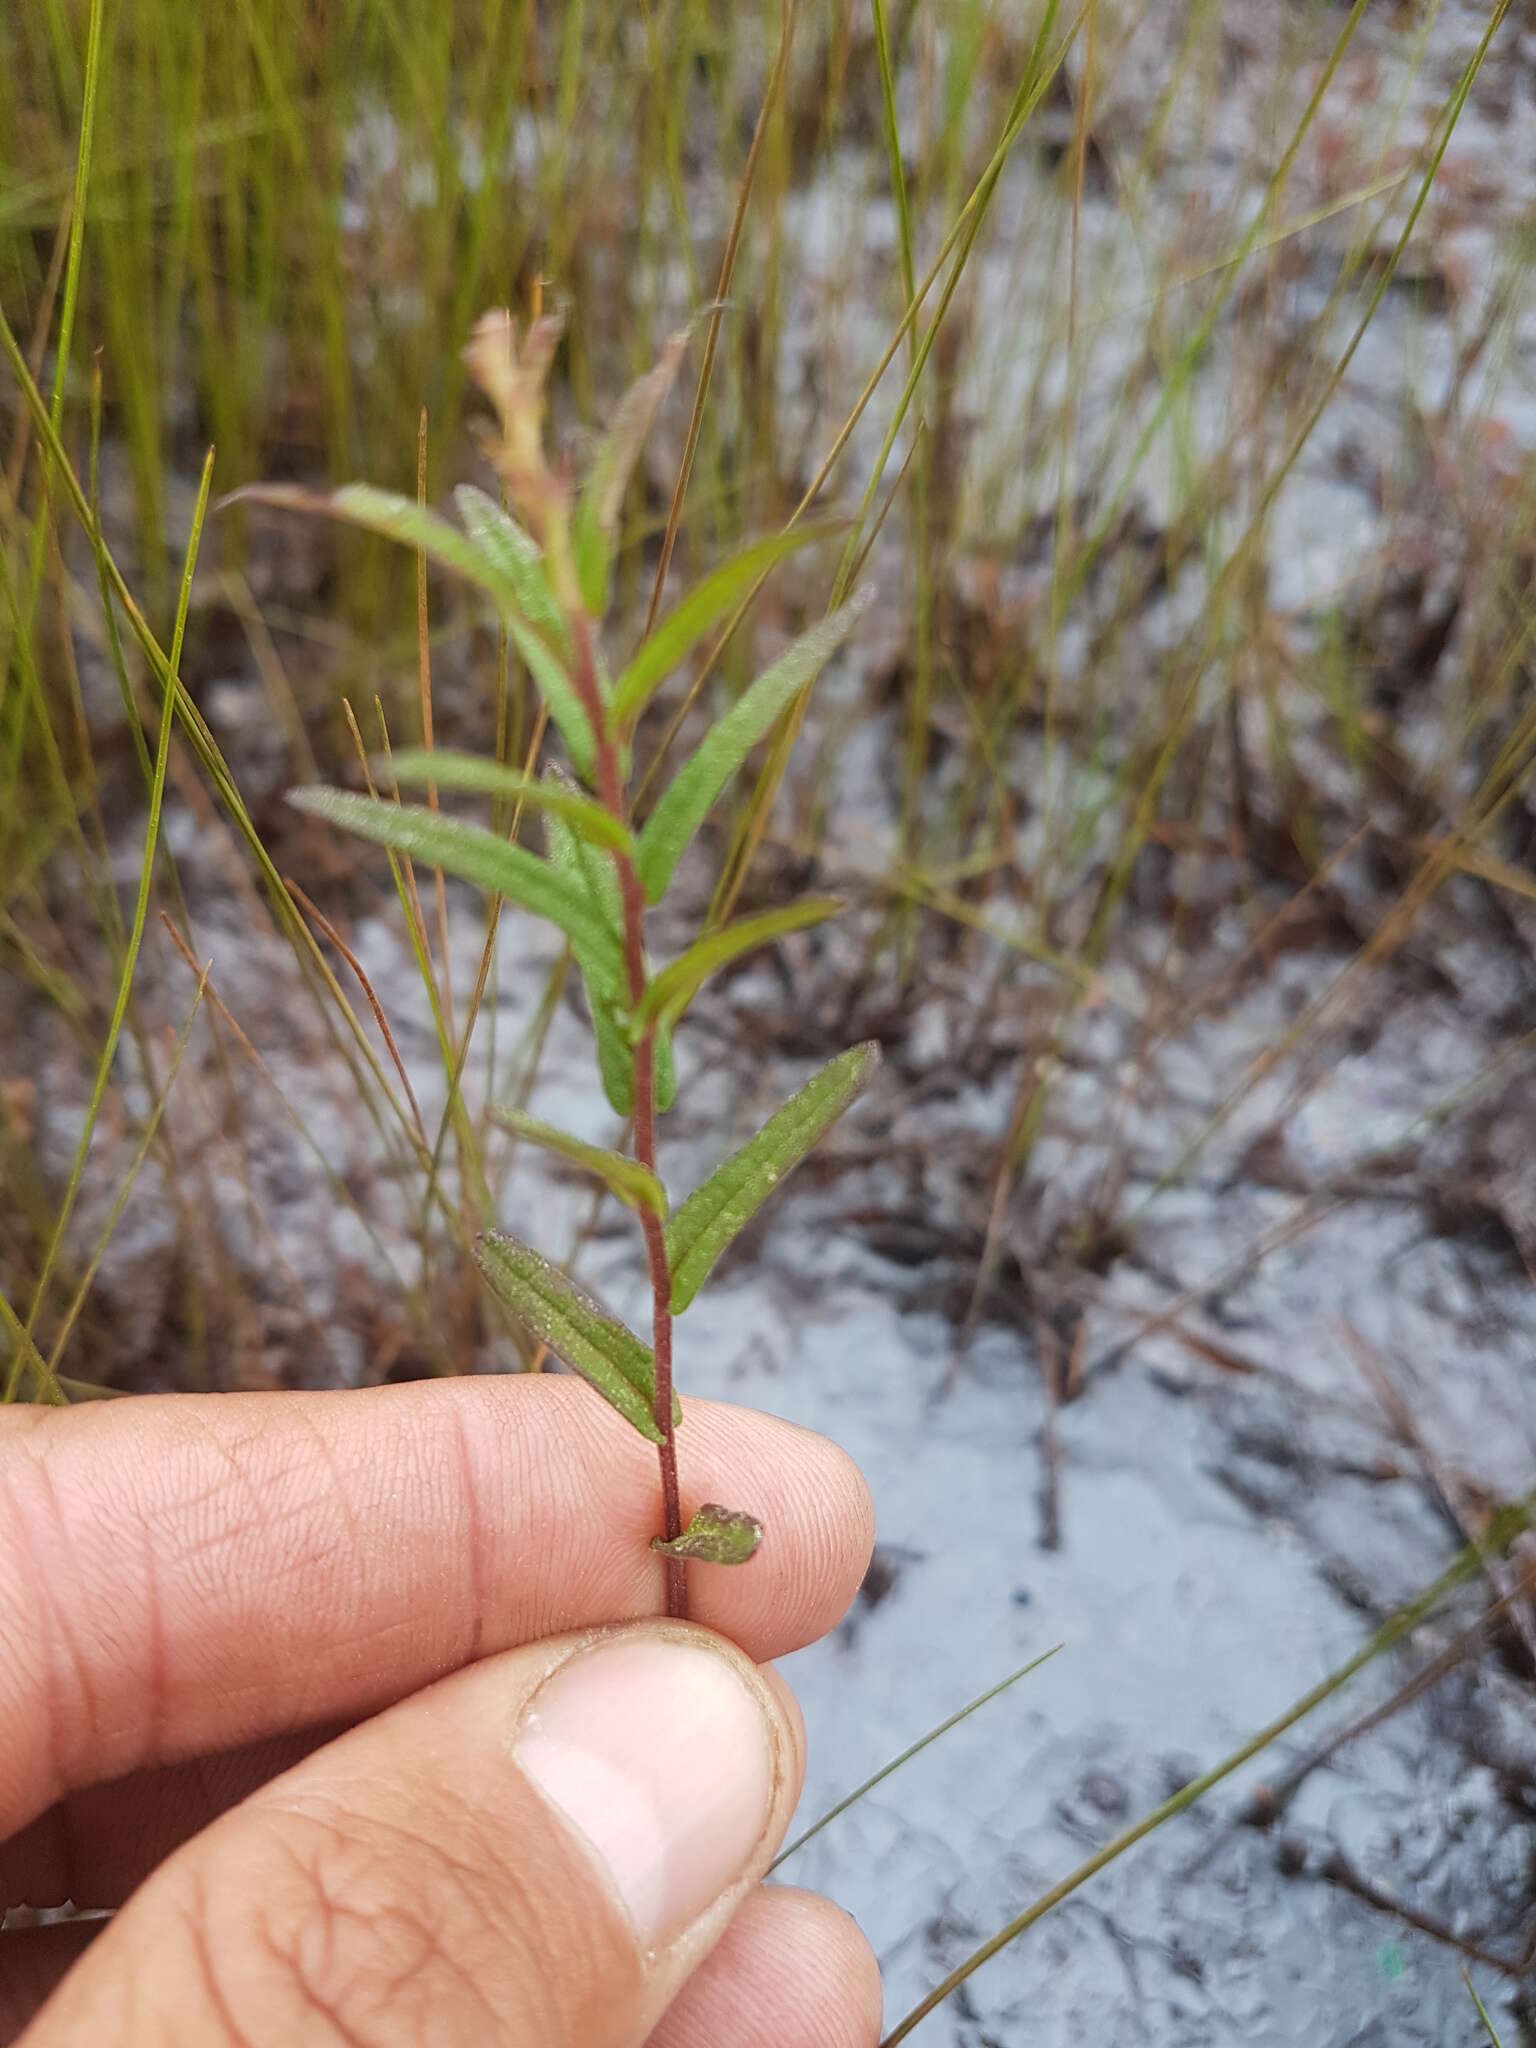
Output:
top-left (572, 331), bottom-right (688, 614)
top-left (651, 1502), bottom-right (763, 1565)
top-left (232, 482), bottom-right (595, 777)
top-left (629, 898), bottom-right (843, 1041)
top-left (608, 524), bottom-right (843, 732)
top-left (667, 1041), bottom-right (879, 1312)
top-left (634, 592), bottom-right (872, 902)
top-left (289, 789), bottom-right (625, 995)
top-left (474, 1233), bottom-right (681, 1443)
top-left (493, 1106), bottom-right (666, 1216)
top-left (382, 749), bottom-right (633, 852)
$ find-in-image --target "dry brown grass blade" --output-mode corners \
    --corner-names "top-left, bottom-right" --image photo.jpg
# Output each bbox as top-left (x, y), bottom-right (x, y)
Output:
top-left (284, 875), bottom-right (428, 1149)
top-left (640, 0), bottom-right (799, 640)
top-left (417, 404), bottom-right (455, 1042)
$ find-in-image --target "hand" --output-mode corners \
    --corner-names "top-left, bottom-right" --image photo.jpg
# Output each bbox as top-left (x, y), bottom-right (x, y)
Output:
top-left (0, 1378), bottom-right (881, 2046)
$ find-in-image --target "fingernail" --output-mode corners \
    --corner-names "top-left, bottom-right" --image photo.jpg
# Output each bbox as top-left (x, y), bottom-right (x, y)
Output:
top-left (514, 1635), bottom-right (777, 1951)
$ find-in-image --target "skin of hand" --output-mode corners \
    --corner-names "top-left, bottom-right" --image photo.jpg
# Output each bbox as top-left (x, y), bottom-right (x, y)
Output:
top-left (0, 1377), bottom-right (882, 2047)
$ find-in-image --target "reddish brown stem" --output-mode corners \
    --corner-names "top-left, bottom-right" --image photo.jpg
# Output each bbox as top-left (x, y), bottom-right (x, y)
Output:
top-left (571, 614), bottom-right (687, 1618)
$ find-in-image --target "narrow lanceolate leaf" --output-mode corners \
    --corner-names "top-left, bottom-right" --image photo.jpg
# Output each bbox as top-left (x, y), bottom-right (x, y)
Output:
top-left (629, 899), bottom-right (843, 1042)
top-left (651, 1503), bottom-right (763, 1566)
top-left (543, 793), bottom-right (634, 1116)
top-left (452, 485), bottom-right (570, 656)
top-left (667, 1042), bottom-right (879, 1312)
top-left (572, 331), bottom-right (688, 614)
top-left (474, 1233), bottom-right (681, 1443)
top-left (232, 482), bottom-right (595, 776)
top-left (608, 524), bottom-right (843, 732)
top-left (542, 785), bottom-right (679, 1117)
top-left (289, 789), bottom-right (625, 995)
top-left (382, 749), bottom-right (633, 853)
top-left (493, 1107), bottom-right (666, 1217)
top-left (634, 591), bottom-right (873, 902)
top-left (591, 998), bottom-right (636, 1117)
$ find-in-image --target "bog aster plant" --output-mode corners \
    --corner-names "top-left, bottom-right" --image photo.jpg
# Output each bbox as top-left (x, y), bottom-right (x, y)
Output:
top-left (249, 310), bottom-right (877, 1617)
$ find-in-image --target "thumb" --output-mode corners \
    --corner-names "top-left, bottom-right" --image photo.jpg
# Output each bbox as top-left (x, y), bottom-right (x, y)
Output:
top-left (21, 1623), bottom-right (804, 2048)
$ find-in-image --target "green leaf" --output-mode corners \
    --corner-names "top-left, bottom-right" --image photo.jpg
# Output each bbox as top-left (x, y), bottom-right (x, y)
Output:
top-left (233, 482), bottom-right (595, 777)
top-left (382, 749), bottom-right (633, 853)
top-left (667, 1041), bottom-right (879, 1312)
top-left (571, 331), bottom-right (688, 614)
top-left (474, 1233), bottom-right (681, 1443)
top-left (629, 898), bottom-right (843, 1041)
top-left (591, 998), bottom-right (636, 1116)
top-left (609, 524), bottom-right (842, 732)
top-left (540, 782), bottom-right (678, 1117)
top-left (451, 484), bottom-right (571, 656)
top-left (634, 592), bottom-right (872, 902)
top-left (493, 1106), bottom-right (666, 1216)
top-left (651, 1502), bottom-right (763, 1565)
top-left (289, 789), bottom-right (625, 995)
top-left (653, 1017), bottom-right (678, 1113)
top-left (543, 791), bottom-right (634, 1115)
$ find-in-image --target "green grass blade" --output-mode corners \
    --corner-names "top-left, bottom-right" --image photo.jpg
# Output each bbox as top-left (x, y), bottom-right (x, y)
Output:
top-left (0, 1288), bottom-right (65, 1405)
top-left (493, 1106), bottom-right (666, 1216)
top-left (609, 525), bottom-right (840, 732)
top-left (1464, 1970), bottom-right (1506, 2046)
top-left (667, 1041), bottom-right (878, 1312)
top-left (289, 789), bottom-right (626, 996)
top-left (634, 593), bottom-right (871, 903)
top-left (42, 965), bottom-right (210, 1383)
top-left (473, 1232), bottom-right (681, 1442)
top-left (21, 0), bottom-right (105, 624)
top-left (772, 1645), bottom-right (1061, 1872)
top-left (231, 482), bottom-right (595, 774)
top-left (383, 749), bottom-right (634, 853)
top-left (630, 898), bottom-right (843, 1041)
top-left (18, 447), bottom-right (215, 1359)
top-left (881, 1495), bottom-right (1536, 2044)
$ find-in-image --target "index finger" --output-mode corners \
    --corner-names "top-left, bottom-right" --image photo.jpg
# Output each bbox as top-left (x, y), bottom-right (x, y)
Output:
top-left (0, 1378), bottom-right (872, 1840)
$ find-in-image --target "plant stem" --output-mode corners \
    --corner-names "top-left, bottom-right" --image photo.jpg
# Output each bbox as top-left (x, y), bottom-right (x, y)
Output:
top-left (570, 613), bottom-right (687, 1618)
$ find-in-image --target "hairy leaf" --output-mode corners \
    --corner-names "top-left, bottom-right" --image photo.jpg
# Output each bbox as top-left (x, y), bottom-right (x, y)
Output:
top-left (542, 784), bottom-right (677, 1117)
top-left (667, 1042), bottom-right (879, 1312)
top-left (634, 592), bottom-right (872, 902)
top-left (451, 484), bottom-right (570, 655)
top-left (572, 332), bottom-right (688, 613)
top-left (591, 997), bottom-right (636, 1116)
top-left (493, 1106), bottom-right (666, 1216)
top-left (651, 1502), bottom-right (763, 1565)
top-left (289, 789), bottom-right (625, 994)
top-left (653, 1017), bottom-right (678, 1113)
top-left (474, 1233), bottom-right (680, 1442)
top-left (629, 898), bottom-right (842, 1041)
top-left (608, 524), bottom-right (841, 732)
top-left (382, 749), bottom-right (633, 852)
top-left (234, 482), bottom-right (595, 776)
